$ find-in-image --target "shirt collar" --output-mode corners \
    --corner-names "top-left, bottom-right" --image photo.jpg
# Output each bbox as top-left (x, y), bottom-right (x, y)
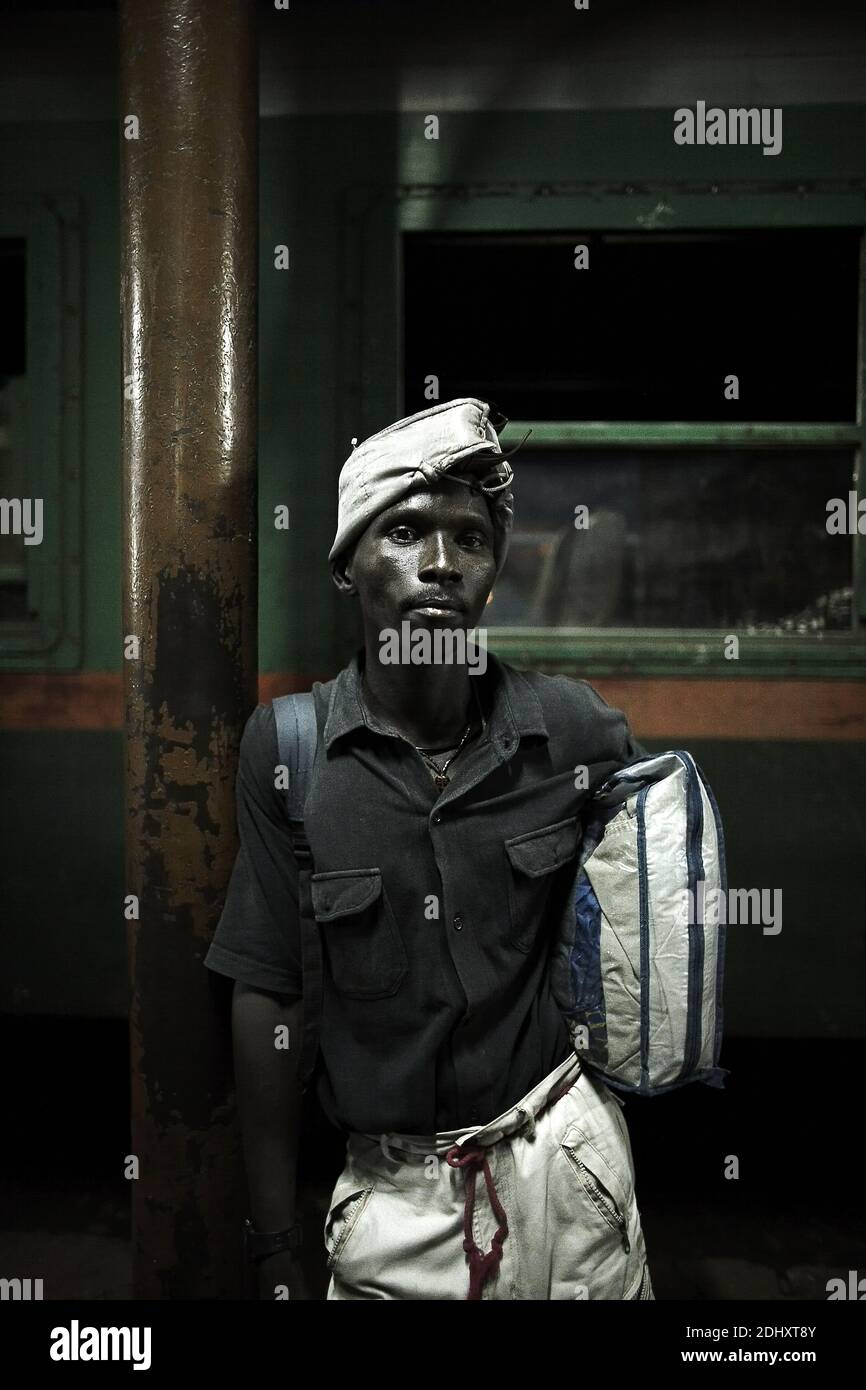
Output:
top-left (323, 646), bottom-right (548, 751)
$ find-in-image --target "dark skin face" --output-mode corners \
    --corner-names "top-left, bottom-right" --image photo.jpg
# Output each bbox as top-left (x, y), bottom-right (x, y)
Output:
top-left (331, 477), bottom-right (497, 747)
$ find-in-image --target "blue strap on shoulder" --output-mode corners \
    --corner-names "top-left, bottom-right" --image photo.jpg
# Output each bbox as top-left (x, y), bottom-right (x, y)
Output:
top-left (271, 691), bottom-right (322, 1092)
top-left (272, 691), bottom-right (317, 822)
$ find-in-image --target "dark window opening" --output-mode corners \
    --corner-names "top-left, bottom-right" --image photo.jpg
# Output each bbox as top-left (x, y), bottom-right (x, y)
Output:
top-left (403, 229), bottom-right (860, 422)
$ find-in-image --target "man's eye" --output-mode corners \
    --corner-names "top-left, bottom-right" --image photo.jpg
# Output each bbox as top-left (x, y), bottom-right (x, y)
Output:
top-left (388, 525), bottom-right (415, 542)
top-left (462, 532), bottom-right (487, 547)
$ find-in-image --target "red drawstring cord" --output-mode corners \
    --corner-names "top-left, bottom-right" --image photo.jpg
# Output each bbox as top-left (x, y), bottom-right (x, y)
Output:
top-left (444, 1143), bottom-right (509, 1300)
top-left (444, 1075), bottom-right (578, 1299)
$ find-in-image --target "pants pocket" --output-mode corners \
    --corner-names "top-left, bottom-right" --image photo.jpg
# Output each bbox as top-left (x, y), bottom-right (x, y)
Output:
top-left (556, 1134), bottom-right (650, 1295)
top-left (323, 1181), bottom-right (376, 1272)
top-left (559, 1068), bottom-right (638, 1204)
top-left (561, 1136), bottom-right (632, 1252)
top-left (555, 1092), bottom-right (649, 1299)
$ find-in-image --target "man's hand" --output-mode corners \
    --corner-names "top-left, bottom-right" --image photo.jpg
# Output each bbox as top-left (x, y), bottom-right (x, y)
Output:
top-left (232, 984), bottom-right (307, 1298)
top-left (256, 1249), bottom-right (310, 1301)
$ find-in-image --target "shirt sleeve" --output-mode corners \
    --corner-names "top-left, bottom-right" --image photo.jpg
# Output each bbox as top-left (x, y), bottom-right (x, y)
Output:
top-left (591, 686), bottom-right (649, 765)
top-left (522, 668), bottom-right (650, 781)
top-left (203, 702), bottom-right (304, 997)
top-left (578, 678), bottom-right (647, 767)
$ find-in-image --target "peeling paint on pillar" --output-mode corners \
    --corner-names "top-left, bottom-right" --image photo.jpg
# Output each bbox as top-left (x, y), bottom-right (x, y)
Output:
top-left (120, 0), bottom-right (258, 1298)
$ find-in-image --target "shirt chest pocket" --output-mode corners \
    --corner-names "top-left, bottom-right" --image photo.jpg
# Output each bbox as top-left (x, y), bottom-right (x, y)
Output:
top-left (310, 868), bottom-right (409, 1001)
top-left (504, 816), bottom-right (580, 953)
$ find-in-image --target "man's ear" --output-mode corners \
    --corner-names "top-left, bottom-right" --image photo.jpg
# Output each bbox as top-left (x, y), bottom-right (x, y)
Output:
top-left (331, 549), bottom-right (357, 595)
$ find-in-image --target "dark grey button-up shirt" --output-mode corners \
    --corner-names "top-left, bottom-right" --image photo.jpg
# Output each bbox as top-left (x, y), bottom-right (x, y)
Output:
top-left (204, 649), bottom-right (644, 1135)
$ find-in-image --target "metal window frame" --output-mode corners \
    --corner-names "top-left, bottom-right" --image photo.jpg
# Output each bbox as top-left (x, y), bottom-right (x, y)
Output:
top-left (0, 195), bottom-right (82, 668)
top-left (347, 177), bottom-right (866, 676)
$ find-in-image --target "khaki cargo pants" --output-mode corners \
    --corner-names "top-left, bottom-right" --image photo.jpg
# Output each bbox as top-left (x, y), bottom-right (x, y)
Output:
top-left (323, 1052), bottom-right (655, 1300)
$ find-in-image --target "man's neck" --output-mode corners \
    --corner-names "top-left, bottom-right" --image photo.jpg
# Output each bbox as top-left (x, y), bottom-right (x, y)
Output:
top-left (359, 646), bottom-right (478, 748)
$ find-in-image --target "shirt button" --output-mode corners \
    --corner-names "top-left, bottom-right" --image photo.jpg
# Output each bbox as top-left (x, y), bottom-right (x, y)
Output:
top-left (453, 914), bottom-right (464, 931)
top-left (432, 813), bottom-right (441, 824)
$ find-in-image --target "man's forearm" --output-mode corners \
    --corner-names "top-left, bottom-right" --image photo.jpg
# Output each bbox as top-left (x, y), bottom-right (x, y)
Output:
top-left (231, 982), bottom-right (304, 1230)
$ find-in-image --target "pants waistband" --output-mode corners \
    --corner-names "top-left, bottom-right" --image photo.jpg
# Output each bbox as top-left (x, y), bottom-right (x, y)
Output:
top-left (356, 1050), bottom-right (582, 1161)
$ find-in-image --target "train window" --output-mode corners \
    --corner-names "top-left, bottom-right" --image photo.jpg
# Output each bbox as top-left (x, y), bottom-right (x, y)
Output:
top-left (0, 237), bottom-right (28, 622)
top-left (402, 227), bottom-right (862, 653)
top-left (403, 229), bottom-right (859, 423)
top-left (0, 198), bottom-right (81, 667)
top-left (482, 449), bottom-right (853, 631)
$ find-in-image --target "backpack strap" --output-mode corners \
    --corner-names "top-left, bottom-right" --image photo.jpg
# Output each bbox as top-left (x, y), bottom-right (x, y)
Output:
top-left (272, 691), bottom-right (322, 1094)
top-left (273, 692), bottom-right (317, 824)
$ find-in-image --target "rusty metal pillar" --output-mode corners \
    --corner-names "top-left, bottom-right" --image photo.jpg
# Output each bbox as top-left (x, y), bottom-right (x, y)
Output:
top-left (119, 0), bottom-right (258, 1298)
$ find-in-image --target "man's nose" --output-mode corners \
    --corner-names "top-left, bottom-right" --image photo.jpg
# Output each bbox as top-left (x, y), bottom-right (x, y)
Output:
top-left (418, 531), bottom-right (461, 580)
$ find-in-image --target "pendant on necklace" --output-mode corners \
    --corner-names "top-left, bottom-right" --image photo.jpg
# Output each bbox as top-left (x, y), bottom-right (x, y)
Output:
top-left (433, 772), bottom-right (449, 791)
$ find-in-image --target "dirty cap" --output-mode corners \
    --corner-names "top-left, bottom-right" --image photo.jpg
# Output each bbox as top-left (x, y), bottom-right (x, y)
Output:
top-left (329, 397), bottom-right (515, 579)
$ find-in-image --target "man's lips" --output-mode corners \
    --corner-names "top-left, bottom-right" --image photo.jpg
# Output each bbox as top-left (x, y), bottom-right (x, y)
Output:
top-left (404, 598), bottom-right (464, 613)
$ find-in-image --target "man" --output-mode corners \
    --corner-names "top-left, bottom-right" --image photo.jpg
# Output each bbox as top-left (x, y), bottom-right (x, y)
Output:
top-left (204, 398), bottom-right (654, 1300)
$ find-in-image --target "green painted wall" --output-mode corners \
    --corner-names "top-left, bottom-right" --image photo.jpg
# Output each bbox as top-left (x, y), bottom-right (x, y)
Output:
top-left (0, 107), bottom-right (864, 1030)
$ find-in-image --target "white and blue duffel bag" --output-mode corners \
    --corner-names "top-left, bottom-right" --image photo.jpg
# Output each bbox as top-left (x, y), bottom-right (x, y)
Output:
top-left (551, 750), bottom-right (729, 1096)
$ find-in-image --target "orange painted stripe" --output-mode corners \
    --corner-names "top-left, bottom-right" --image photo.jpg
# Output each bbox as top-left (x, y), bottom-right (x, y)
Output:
top-left (591, 678), bottom-right (865, 742)
top-left (0, 671), bottom-right (863, 740)
top-left (0, 672), bottom-right (123, 731)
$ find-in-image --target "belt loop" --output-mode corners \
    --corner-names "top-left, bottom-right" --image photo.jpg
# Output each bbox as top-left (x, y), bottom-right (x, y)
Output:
top-left (516, 1105), bottom-right (537, 1141)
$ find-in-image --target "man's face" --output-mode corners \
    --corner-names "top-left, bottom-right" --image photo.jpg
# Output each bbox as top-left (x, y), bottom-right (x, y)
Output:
top-left (336, 477), bottom-right (497, 638)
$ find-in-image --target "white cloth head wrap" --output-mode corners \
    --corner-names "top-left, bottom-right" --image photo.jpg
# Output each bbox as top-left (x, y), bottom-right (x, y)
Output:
top-left (329, 398), bottom-right (514, 577)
